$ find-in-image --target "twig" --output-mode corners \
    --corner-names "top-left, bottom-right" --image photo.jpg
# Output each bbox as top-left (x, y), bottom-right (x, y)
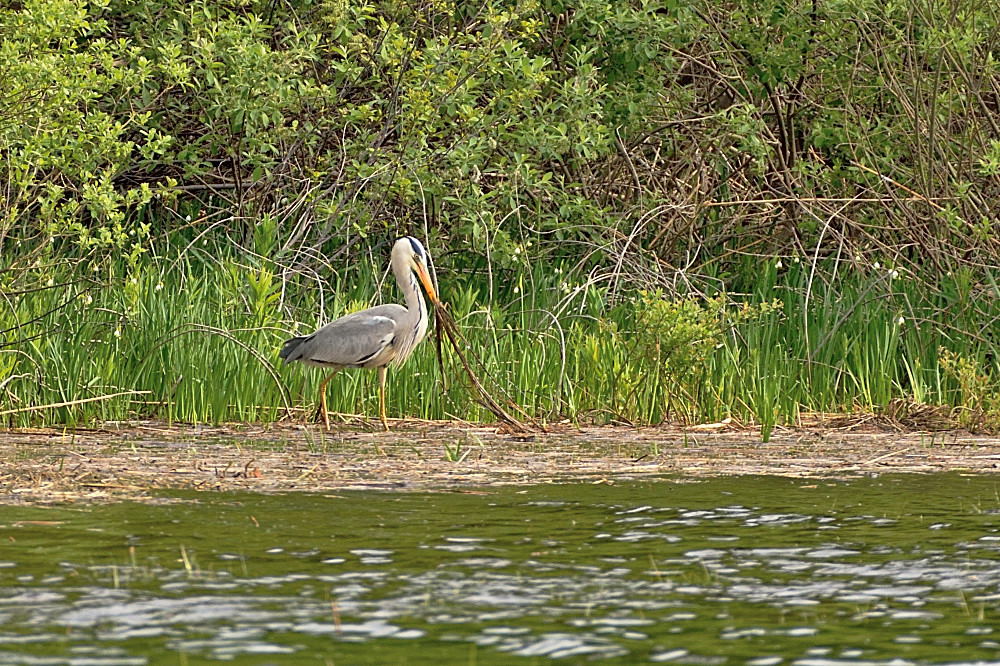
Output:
top-left (702, 196), bottom-right (955, 207)
top-left (295, 465), bottom-right (319, 481)
top-left (615, 126), bottom-right (643, 193)
top-left (77, 482), bottom-right (145, 490)
top-left (852, 163), bottom-right (947, 211)
top-left (862, 447), bottom-right (912, 466)
top-left (0, 391), bottom-right (152, 417)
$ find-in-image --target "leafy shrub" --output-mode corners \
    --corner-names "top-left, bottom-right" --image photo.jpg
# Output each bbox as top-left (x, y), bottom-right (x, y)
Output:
top-left (939, 349), bottom-right (1000, 432)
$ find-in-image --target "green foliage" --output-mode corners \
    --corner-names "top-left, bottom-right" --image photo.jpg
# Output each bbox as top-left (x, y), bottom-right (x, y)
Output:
top-left (939, 349), bottom-right (1000, 432)
top-left (1, 245), bottom-right (998, 433)
top-left (0, 0), bottom-right (157, 251)
top-left (3, 0), bottom-right (999, 434)
top-left (3, 0), bottom-right (998, 272)
top-left (605, 292), bottom-right (782, 423)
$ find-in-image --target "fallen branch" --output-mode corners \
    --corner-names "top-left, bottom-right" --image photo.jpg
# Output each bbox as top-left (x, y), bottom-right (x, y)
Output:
top-left (433, 306), bottom-right (540, 433)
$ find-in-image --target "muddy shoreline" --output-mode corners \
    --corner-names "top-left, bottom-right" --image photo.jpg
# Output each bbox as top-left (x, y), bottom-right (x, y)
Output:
top-left (2, 421), bottom-right (999, 503)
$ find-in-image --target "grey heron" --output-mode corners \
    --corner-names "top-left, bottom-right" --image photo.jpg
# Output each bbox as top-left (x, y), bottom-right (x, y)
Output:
top-left (280, 236), bottom-right (440, 430)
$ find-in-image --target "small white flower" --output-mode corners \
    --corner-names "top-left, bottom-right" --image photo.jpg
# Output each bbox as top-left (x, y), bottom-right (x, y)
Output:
top-left (83, 294), bottom-right (93, 305)
top-left (155, 282), bottom-right (164, 291)
top-left (113, 328), bottom-right (122, 338)
top-left (793, 256), bottom-right (800, 264)
top-left (185, 214), bottom-right (192, 221)
top-left (513, 285), bottom-right (520, 294)
top-left (897, 316), bottom-right (905, 326)
top-left (873, 261), bottom-right (881, 270)
top-left (513, 246), bottom-right (522, 256)
top-left (890, 269), bottom-right (899, 279)
top-left (46, 277), bottom-right (55, 287)
top-left (775, 259), bottom-right (783, 269)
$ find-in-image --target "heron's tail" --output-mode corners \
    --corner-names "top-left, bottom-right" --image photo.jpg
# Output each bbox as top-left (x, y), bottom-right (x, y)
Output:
top-left (279, 335), bottom-right (311, 364)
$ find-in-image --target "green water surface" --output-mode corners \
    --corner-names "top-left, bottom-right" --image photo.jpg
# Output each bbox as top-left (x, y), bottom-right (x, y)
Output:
top-left (2, 474), bottom-right (999, 664)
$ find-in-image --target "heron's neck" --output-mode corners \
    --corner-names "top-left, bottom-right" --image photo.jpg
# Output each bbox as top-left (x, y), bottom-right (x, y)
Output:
top-left (403, 271), bottom-right (426, 317)
top-left (392, 255), bottom-right (426, 318)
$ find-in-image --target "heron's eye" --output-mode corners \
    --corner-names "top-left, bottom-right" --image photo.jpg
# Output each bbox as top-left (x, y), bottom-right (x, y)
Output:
top-left (407, 237), bottom-right (425, 260)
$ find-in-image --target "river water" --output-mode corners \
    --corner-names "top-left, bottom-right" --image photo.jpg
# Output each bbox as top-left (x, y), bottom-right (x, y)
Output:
top-left (1, 473), bottom-right (999, 664)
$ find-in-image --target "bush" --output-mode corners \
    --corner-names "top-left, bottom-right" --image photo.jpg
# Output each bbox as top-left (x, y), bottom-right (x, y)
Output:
top-left (2, 0), bottom-right (995, 275)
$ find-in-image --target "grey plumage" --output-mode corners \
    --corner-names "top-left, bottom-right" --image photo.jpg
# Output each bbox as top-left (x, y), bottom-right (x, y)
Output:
top-left (281, 237), bottom-right (440, 429)
top-left (279, 305), bottom-right (400, 367)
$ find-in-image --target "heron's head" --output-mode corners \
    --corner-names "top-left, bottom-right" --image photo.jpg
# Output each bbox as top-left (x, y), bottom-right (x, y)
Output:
top-left (394, 236), bottom-right (439, 304)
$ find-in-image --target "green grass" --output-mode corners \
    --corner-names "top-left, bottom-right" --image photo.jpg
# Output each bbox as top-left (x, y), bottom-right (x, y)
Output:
top-left (2, 242), bottom-right (998, 432)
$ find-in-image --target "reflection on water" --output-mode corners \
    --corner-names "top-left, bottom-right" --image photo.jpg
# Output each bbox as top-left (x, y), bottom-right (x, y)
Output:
top-left (1, 473), bottom-right (999, 664)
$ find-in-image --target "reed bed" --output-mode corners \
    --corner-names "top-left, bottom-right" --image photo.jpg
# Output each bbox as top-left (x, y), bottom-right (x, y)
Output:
top-left (2, 242), bottom-right (998, 436)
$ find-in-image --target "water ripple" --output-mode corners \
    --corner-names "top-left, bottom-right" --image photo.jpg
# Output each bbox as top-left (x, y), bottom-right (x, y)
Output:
top-left (3, 474), bottom-right (1000, 663)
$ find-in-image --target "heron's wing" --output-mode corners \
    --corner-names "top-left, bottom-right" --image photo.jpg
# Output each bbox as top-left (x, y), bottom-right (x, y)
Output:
top-left (300, 309), bottom-right (402, 367)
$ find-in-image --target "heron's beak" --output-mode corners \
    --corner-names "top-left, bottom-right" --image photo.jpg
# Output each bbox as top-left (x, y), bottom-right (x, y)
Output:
top-left (413, 261), bottom-right (439, 304)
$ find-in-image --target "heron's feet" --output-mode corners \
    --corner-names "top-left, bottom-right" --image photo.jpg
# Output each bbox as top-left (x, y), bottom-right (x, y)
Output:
top-left (314, 403), bottom-right (331, 430)
top-left (378, 401), bottom-right (390, 431)
top-left (316, 370), bottom-right (339, 431)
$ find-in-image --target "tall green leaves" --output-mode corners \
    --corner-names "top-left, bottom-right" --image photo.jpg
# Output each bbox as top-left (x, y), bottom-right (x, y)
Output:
top-left (2, 247), bottom-right (997, 429)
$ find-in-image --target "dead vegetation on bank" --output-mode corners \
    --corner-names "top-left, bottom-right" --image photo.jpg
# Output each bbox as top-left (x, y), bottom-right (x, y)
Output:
top-left (1, 419), bottom-right (999, 504)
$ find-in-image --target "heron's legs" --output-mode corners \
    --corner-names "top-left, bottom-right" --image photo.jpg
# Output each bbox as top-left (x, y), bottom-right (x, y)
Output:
top-left (316, 369), bottom-right (340, 430)
top-left (377, 365), bottom-right (389, 431)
